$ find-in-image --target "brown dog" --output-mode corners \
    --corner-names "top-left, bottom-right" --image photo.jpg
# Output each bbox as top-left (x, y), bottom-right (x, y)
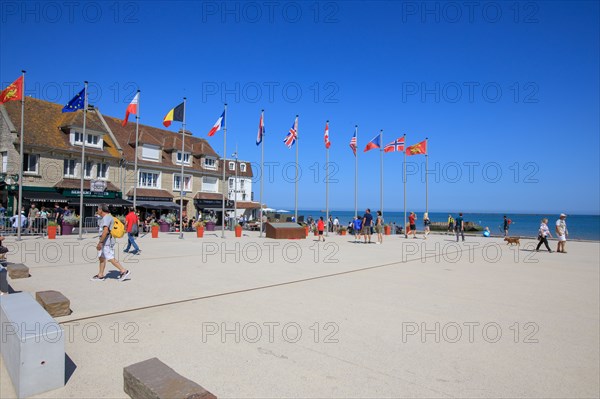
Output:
top-left (504, 237), bottom-right (520, 246)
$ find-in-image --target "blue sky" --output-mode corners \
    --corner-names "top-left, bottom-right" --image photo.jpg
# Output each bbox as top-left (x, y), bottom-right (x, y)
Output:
top-left (2, 1), bottom-right (599, 214)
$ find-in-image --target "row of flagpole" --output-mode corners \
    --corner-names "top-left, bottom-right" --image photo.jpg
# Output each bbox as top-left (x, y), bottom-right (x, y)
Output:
top-left (1, 73), bottom-right (430, 241)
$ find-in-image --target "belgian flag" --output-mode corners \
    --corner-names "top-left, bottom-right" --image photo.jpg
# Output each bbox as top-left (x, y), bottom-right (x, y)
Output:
top-left (163, 102), bottom-right (184, 127)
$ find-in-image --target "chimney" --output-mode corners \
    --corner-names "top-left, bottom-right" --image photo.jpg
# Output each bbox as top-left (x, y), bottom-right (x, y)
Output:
top-left (178, 129), bottom-right (193, 136)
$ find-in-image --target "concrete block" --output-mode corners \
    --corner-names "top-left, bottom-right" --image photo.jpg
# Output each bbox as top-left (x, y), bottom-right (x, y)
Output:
top-left (36, 290), bottom-right (71, 317)
top-left (124, 357), bottom-right (216, 399)
top-left (0, 292), bottom-right (65, 398)
top-left (7, 263), bottom-right (29, 279)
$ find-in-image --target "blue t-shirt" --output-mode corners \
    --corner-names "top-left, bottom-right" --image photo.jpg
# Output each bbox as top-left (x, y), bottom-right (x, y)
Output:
top-left (363, 213), bottom-right (373, 227)
top-left (455, 216), bottom-right (464, 230)
top-left (353, 219), bottom-right (362, 231)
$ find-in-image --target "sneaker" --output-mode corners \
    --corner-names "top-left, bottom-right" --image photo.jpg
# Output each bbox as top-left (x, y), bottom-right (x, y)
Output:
top-left (131, 250), bottom-right (141, 255)
top-left (123, 249), bottom-right (129, 253)
top-left (91, 275), bottom-right (106, 281)
top-left (118, 270), bottom-right (131, 281)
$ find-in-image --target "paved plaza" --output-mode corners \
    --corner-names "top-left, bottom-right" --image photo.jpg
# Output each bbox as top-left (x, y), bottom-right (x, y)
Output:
top-left (1, 231), bottom-right (599, 398)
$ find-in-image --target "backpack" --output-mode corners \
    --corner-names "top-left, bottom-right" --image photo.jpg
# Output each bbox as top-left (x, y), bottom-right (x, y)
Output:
top-left (111, 216), bottom-right (126, 238)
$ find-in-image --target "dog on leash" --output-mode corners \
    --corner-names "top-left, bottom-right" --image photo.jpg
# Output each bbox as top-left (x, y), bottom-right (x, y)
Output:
top-left (504, 237), bottom-right (520, 246)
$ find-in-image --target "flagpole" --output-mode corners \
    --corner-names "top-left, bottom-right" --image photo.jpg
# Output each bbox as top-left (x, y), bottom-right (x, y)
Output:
top-left (234, 143), bottom-right (238, 228)
top-left (16, 70), bottom-right (25, 241)
top-left (259, 110), bottom-right (264, 238)
top-left (78, 81), bottom-right (88, 240)
top-left (380, 129), bottom-right (384, 217)
top-left (133, 89), bottom-right (140, 211)
top-left (178, 97), bottom-right (187, 239)
top-left (355, 125), bottom-right (358, 219)
top-left (294, 115), bottom-right (299, 222)
top-left (425, 137), bottom-right (429, 215)
top-left (221, 103), bottom-right (227, 238)
top-left (325, 120), bottom-right (329, 237)
top-left (403, 134), bottom-right (407, 238)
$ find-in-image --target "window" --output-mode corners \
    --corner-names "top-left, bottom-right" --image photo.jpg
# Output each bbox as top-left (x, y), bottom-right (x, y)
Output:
top-left (23, 154), bottom-right (39, 174)
top-left (71, 131), bottom-right (102, 148)
top-left (1, 152), bottom-right (7, 172)
top-left (240, 163), bottom-right (247, 172)
top-left (96, 163), bottom-right (109, 179)
top-left (64, 159), bottom-right (76, 177)
top-left (84, 161), bottom-right (93, 178)
top-left (240, 180), bottom-right (245, 189)
top-left (229, 161), bottom-right (235, 171)
top-left (141, 144), bottom-right (160, 161)
top-left (176, 151), bottom-right (191, 165)
top-left (139, 170), bottom-right (161, 188)
top-left (173, 175), bottom-right (192, 192)
top-left (229, 178), bottom-right (234, 189)
top-left (242, 193), bottom-right (247, 200)
top-left (202, 176), bottom-right (218, 193)
top-left (204, 157), bottom-right (216, 169)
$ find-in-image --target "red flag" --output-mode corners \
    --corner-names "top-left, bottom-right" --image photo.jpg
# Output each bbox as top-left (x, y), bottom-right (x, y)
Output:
top-left (324, 121), bottom-right (331, 149)
top-left (0, 76), bottom-right (23, 105)
top-left (122, 92), bottom-right (139, 126)
top-left (406, 140), bottom-right (427, 156)
top-left (384, 137), bottom-right (405, 153)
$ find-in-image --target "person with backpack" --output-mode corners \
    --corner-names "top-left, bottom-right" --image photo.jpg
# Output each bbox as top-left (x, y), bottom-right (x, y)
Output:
top-left (92, 204), bottom-right (130, 282)
top-left (124, 207), bottom-right (141, 255)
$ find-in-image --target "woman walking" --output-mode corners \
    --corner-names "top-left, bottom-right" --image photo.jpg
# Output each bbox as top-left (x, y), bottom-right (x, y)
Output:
top-left (317, 216), bottom-right (325, 242)
top-left (536, 218), bottom-right (553, 252)
top-left (423, 213), bottom-right (431, 239)
top-left (375, 211), bottom-right (384, 244)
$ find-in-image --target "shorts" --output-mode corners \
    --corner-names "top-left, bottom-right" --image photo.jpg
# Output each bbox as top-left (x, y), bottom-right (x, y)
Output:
top-left (375, 225), bottom-right (382, 234)
top-left (318, 230), bottom-right (323, 235)
top-left (361, 226), bottom-right (371, 235)
top-left (558, 235), bottom-right (567, 242)
top-left (410, 224), bottom-right (416, 231)
top-left (98, 244), bottom-right (115, 260)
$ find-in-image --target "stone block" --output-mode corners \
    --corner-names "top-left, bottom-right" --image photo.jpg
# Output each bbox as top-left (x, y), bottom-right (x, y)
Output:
top-left (36, 291), bottom-right (71, 317)
top-left (7, 263), bottom-right (29, 279)
top-left (124, 358), bottom-right (216, 399)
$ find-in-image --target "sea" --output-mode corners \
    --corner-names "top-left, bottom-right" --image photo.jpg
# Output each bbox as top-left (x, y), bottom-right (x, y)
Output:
top-left (295, 210), bottom-right (600, 241)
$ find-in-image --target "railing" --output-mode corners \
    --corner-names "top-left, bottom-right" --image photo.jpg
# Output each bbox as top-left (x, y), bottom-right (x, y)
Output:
top-left (0, 216), bottom-right (101, 236)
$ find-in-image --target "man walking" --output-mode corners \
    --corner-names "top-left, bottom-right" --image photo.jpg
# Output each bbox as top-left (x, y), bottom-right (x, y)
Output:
top-left (362, 208), bottom-right (373, 244)
top-left (503, 215), bottom-right (510, 237)
top-left (455, 212), bottom-right (465, 242)
top-left (124, 207), bottom-right (141, 255)
top-left (91, 204), bottom-right (130, 282)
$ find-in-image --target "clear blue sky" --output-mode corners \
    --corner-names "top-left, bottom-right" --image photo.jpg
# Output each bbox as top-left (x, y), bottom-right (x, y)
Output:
top-left (2, 1), bottom-right (599, 214)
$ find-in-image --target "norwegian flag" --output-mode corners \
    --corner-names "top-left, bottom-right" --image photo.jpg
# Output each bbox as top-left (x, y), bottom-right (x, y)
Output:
top-left (324, 121), bottom-right (331, 149)
top-left (349, 129), bottom-right (357, 156)
top-left (283, 117), bottom-right (298, 148)
top-left (384, 137), bottom-right (405, 153)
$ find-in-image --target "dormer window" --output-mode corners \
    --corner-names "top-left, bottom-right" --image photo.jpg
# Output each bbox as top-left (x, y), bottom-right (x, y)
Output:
top-left (229, 161), bottom-right (235, 171)
top-left (204, 157), bottom-right (216, 170)
top-left (176, 151), bottom-right (191, 165)
top-left (70, 130), bottom-right (102, 149)
top-left (240, 163), bottom-right (247, 172)
top-left (141, 144), bottom-right (160, 161)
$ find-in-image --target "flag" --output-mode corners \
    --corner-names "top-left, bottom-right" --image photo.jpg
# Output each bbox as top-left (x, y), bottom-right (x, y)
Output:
top-left (283, 117), bottom-right (298, 148)
top-left (62, 88), bottom-right (86, 113)
top-left (349, 130), bottom-right (357, 156)
top-left (406, 140), bottom-right (427, 156)
top-left (207, 110), bottom-right (225, 137)
top-left (384, 137), bottom-right (405, 153)
top-left (163, 102), bottom-right (185, 127)
top-left (324, 121), bottom-right (331, 149)
top-left (256, 112), bottom-right (264, 145)
top-left (363, 133), bottom-right (381, 152)
top-left (121, 92), bottom-right (139, 126)
top-left (0, 76), bottom-right (23, 105)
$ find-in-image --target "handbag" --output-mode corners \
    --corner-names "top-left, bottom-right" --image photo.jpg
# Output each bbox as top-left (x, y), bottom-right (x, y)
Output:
top-left (131, 222), bottom-right (139, 235)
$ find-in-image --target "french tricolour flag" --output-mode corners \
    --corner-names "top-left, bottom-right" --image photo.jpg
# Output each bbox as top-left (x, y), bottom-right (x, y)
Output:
top-left (207, 110), bottom-right (225, 137)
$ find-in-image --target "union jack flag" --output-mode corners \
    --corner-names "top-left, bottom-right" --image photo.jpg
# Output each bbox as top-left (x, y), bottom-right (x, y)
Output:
top-left (349, 129), bottom-right (357, 156)
top-left (283, 117), bottom-right (298, 148)
top-left (384, 137), bottom-right (405, 153)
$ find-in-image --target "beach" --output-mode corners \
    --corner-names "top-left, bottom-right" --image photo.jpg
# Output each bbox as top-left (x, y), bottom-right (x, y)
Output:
top-left (1, 230), bottom-right (598, 398)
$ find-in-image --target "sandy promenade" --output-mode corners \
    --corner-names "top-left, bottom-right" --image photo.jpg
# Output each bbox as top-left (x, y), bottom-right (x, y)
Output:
top-left (1, 230), bottom-right (599, 398)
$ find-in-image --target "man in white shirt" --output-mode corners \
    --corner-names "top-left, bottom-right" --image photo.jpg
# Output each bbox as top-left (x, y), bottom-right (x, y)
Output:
top-left (555, 213), bottom-right (568, 253)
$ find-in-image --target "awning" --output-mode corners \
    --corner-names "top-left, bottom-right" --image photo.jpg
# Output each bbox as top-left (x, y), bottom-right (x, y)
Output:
top-left (23, 191), bottom-right (68, 203)
top-left (68, 198), bottom-right (133, 207)
top-left (136, 200), bottom-right (180, 210)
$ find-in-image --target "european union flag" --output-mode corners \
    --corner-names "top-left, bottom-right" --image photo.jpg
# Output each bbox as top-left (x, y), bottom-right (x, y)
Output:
top-left (62, 88), bottom-right (86, 113)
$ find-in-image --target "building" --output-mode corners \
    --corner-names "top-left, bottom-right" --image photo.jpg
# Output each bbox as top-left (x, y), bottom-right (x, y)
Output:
top-left (0, 97), bottom-right (259, 223)
top-left (220, 159), bottom-right (260, 220)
